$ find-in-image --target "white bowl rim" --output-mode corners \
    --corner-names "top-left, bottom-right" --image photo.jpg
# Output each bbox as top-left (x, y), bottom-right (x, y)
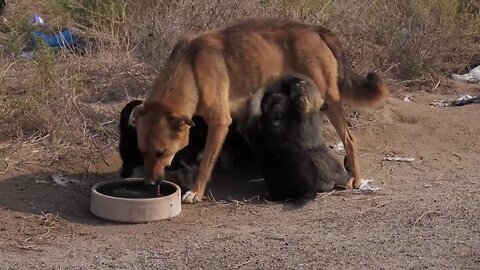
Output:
top-left (90, 178), bottom-right (180, 202)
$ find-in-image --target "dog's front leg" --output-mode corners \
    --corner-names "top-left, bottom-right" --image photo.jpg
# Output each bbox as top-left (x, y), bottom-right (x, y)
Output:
top-left (182, 120), bottom-right (230, 203)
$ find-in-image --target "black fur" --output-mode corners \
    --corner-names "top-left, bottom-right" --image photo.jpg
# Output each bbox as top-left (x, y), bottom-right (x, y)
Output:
top-left (119, 100), bottom-right (143, 179)
top-left (246, 75), bottom-right (351, 202)
top-left (118, 100), bottom-right (253, 191)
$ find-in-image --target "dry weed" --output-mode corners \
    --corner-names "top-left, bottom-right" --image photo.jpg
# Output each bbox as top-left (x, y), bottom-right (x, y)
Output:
top-left (0, 0), bottom-right (479, 167)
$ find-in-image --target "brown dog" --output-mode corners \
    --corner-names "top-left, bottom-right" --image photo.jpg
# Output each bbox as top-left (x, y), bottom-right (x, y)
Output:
top-left (134, 18), bottom-right (389, 203)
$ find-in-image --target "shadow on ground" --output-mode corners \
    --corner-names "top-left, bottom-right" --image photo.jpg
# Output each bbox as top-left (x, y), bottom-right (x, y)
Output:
top-left (0, 166), bottom-right (268, 225)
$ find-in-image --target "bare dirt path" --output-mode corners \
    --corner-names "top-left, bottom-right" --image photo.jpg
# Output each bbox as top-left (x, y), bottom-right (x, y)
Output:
top-left (1, 91), bottom-right (479, 270)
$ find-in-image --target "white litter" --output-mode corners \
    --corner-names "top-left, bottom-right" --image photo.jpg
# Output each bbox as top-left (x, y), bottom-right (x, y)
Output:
top-left (51, 173), bottom-right (80, 187)
top-left (403, 95), bottom-right (413, 102)
top-left (430, 100), bottom-right (449, 107)
top-left (451, 95), bottom-right (480, 106)
top-left (359, 179), bottom-right (381, 191)
top-left (383, 156), bottom-right (415, 162)
top-left (332, 142), bottom-right (345, 154)
top-left (430, 94), bottom-right (480, 107)
top-left (448, 65), bottom-right (480, 84)
top-left (35, 179), bottom-right (48, 184)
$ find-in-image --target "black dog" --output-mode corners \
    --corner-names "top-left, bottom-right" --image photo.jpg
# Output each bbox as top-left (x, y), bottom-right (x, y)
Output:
top-left (119, 100), bottom-right (144, 179)
top-left (119, 100), bottom-right (253, 191)
top-left (245, 74), bottom-right (352, 202)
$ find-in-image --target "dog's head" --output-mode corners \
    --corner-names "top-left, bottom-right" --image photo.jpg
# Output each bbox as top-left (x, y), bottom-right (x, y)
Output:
top-left (133, 102), bottom-right (194, 185)
top-left (254, 74), bottom-right (328, 150)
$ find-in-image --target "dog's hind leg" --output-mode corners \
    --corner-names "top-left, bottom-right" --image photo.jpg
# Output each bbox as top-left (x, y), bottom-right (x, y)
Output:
top-left (324, 102), bottom-right (360, 189)
top-left (301, 65), bottom-right (361, 189)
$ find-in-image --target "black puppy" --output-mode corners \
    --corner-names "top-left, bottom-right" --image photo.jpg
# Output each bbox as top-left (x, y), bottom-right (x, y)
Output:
top-left (119, 100), bottom-right (144, 179)
top-left (119, 100), bottom-right (253, 191)
top-left (245, 74), bottom-right (352, 202)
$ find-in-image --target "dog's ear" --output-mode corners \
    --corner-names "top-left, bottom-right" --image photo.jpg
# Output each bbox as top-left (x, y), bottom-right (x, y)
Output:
top-left (132, 103), bottom-right (146, 121)
top-left (168, 112), bottom-right (195, 130)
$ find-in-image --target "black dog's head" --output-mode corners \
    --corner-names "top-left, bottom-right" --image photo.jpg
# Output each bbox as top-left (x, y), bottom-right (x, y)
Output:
top-left (247, 74), bottom-right (349, 202)
top-left (254, 74), bottom-right (328, 152)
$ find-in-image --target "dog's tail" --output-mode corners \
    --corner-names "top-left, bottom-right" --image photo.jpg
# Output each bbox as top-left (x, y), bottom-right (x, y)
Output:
top-left (120, 100), bottom-right (143, 130)
top-left (340, 72), bottom-right (390, 107)
top-left (315, 26), bottom-right (389, 107)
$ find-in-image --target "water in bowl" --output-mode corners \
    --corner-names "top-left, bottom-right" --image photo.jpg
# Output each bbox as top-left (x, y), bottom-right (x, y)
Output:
top-left (96, 181), bottom-right (176, 199)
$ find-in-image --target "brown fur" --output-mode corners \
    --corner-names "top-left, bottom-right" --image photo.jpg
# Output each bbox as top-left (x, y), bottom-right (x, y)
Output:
top-left (134, 17), bottom-right (389, 203)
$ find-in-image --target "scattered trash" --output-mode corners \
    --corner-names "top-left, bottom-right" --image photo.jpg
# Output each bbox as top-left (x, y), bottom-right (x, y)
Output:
top-left (20, 51), bottom-right (34, 59)
top-left (403, 95), bottom-right (413, 102)
top-left (451, 95), bottom-right (480, 106)
top-left (430, 99), bottom-right (449, 107)
top-left (359, 179), bottom-right (381, 191)
top-left (447, 65), bottom-right (480, 84)
top-left (430, 95), bottom-right (480, 107)
top-left (35, 179), bottom-right (48, 184)
top-left (51, 173), bottom-right (80, 187)
top-left (383, 156), bottom-right (415, 162)
top-left (32, 14), bottom-right (45, 26)
top-left (32, 28), bottom-right (78, 49)
top-left (332, 142), bottom-right (345, 154)
top-left (21, 15), bottom-right (84, 58)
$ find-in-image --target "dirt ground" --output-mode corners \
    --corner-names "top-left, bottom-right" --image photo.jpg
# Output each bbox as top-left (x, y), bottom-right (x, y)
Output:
top-left (1, 86), bottom-right (479, 269)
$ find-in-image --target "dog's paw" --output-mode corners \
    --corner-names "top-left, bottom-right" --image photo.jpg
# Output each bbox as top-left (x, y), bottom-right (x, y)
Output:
top-left (353, 178), bottom-right (362, 189)
top-left (182, 190), bottom-right (203, 204)
top-left (296, 94), bottom-right (310, 113)
top-left (345, 177), bottom-right (354, 190)
top-left (346, 177), bottom-right (362, 190)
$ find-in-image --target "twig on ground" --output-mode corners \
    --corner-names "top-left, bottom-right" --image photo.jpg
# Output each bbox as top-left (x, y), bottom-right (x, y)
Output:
top-left (435, 170), bottom-right (444, 181)
top-left (314, 190), bottom-right (335, 202)
top-left (413, 210), bottom-right (435, 227)
top-left (359, 201), bottom-right (391, 214)
top-left (346, 195), bottom-right (388, 201)
top-left (154, 250), bottom-right (176, 256)
top-left (0, 161), bottom-right (10, 174)
top-left (432, 79), bottom-right (441, 91)
top-left (383, 156), bottom-right (415, 162)
top-left (452, 152), bottom-right (462, 159)
top-left (266, 236), bottom-right (286, 241)
top-left (9, 243), bottom-right (45, 252)
top-left (245, 195), bottom-right (260, 202)
top-left (293, 218), bottom-right (321, 224)
top-left (378, 161), bottom-right (385, 173)
top-left (233, 258), bottom-right (259, 269)
top-left (208, 189), bottom-right (217, 203)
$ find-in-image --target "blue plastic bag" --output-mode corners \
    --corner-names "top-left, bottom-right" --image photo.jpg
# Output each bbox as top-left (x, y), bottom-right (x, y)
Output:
top-left (32, 29), bottom-right (78, 48)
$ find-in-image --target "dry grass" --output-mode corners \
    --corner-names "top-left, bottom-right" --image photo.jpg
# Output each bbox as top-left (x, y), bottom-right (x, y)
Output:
top-left (0, 0), bottom-right (479, 167)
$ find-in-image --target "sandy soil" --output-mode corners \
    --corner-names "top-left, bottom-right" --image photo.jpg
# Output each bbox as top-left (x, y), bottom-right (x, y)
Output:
top-left (1, 87), bottom-right (479, 269)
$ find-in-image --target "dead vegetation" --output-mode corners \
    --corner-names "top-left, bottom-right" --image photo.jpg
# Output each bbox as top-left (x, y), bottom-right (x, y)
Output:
top-left (0, 0), bottom-right (479, 168)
